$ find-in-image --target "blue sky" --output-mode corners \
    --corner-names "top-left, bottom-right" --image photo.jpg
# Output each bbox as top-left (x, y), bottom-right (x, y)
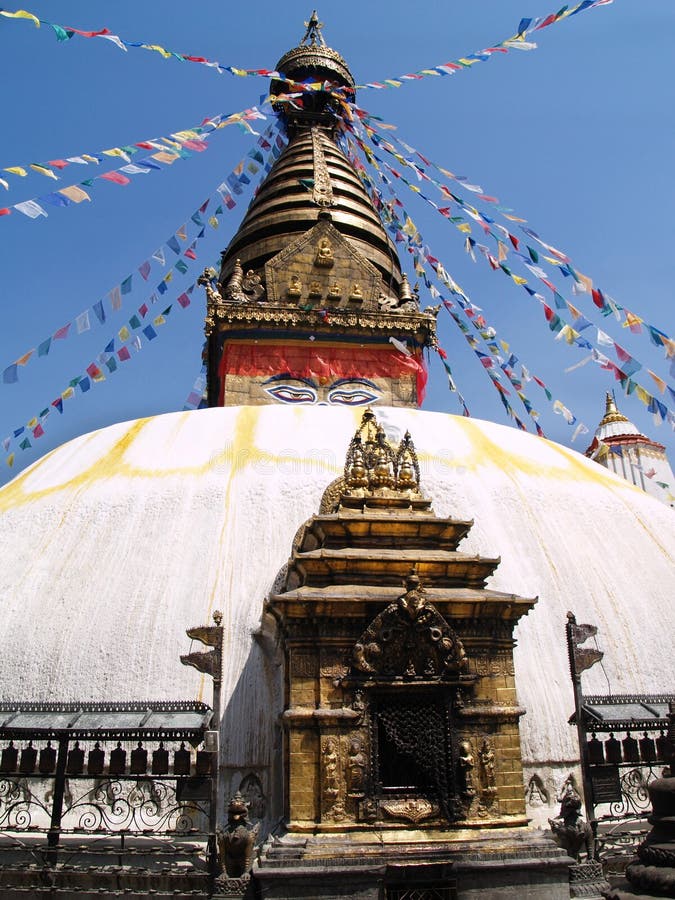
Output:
top-left (1, 0), bottom-right (674, 484)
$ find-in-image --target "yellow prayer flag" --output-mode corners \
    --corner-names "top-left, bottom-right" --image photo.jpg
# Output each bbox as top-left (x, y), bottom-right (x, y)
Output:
top-left (59, 185), bottom-right (90, 203)
top-left (81, 154), bottom-right (99, 164)
top-left (543, 255), bottom-right (563, 266)
top-left (118, 326), bottom-right (130, 342)
top-left (577, 272), bottom-right (593, 292)
top-left (512, 275), bottom-right (528, 286)
top-left (176, 227), bottom-right (187, 240)
top-left (4, 166), bottom-right (27, 177)
top-left (150, 151), bottom-right (179, 165)
top-left (27, 418), bottom-right (37, 429)
top-left (208, 216), bottom-right (219, 229)
top-left (499, 340), bottom-right (510, 354)
top-left (102, 148), bottom-right (129, 160)
top-left (142, 43), bottom-right (171, 58)
top-left (648, 370), bottom-right (666, 394)
top-left (635, 385), bottom-right (650, 406)
top-left (161, 138), bottom-right (182, 149)
top-left (408, 184), bottom-right (421, 193)
top-left (164, 271), bottom-right (174, 284)
top-left (30, 163), bottom-right (57, 179)
top-left (0, 9), bottom-right (40, 26)
top-left (456, 223), bottom-right (472, 234)
top-left (153, 315), bottom-right (166, 327)
top-left (504, 214), bottom-right (527, 223)
top-left (231, 68), bottom-right (247, 77)
top-left (6, 454), bottom-right (14, 468)
top-left (61, 387), bottom-right (74, 401)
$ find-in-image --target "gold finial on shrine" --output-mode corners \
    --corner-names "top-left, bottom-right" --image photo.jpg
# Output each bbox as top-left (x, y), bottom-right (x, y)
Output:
top-left (301, 10), bottom-right (325, 47)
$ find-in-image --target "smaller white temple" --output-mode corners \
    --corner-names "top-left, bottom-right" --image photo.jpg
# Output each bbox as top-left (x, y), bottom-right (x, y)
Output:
top-left (585, 392), bottom-right (674, 507)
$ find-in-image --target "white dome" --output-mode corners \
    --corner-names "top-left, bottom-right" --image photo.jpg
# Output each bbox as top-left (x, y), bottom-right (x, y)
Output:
top-left (595, 418), bottom-right (640, 440)
top-left (0, 405), bottom-right (672, 778)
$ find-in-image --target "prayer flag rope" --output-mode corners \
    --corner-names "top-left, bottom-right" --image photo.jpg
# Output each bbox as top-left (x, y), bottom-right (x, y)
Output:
top-left (345, 131), bottom-right (577, 435)
top-left (353, 107), bottom-right (675, 370)
top-left (0, 1), bottom-right (615, 92)
top-left (1, 120), bottom-right (284, 387)
top-left (3, 285), bottom-right (192, 465)
top-left (0, 106), bottom-right (268, 218)
top-left (0, 108), bottom-right (267, 191)
top-left (352, 111), bottom-right (675, 425)
top-left (2, 124), bottom-right (288, 463)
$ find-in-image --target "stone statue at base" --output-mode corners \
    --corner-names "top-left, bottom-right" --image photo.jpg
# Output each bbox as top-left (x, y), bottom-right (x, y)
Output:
top-left (548, 782), bottom-right (594, 861)
top-left (217, 792), bottom-right (260, 878)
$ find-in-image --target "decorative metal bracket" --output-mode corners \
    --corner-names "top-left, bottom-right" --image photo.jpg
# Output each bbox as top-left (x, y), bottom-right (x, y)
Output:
top-left (566, 611), bottom-right (603, 681)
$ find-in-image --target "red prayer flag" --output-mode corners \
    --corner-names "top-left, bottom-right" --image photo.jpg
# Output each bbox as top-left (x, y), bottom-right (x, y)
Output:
top-left (48, 160), bottom-right (69, 169)
top-left (184, 248), bottom-right (197, 260)
top-left (33, 424), bottom-right (44, 438)
top-left (100, 171), bottom-right (131, 186)
top-left (0, 208), bottom-right (11, 217)
top-left (118, 346), bottom-right (131, 361)
top-left (53, 324), bottom-right (71, 340)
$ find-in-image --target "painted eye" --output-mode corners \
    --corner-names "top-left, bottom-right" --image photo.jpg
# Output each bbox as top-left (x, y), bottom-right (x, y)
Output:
top-left (263, 384), bottom-right (317, 404)
top-left (328, 389), bottom-right (380, 406)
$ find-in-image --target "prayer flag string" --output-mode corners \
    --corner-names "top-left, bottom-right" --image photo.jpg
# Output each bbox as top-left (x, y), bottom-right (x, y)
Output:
top-left (351, 110), bottom-right (675, 430)
top-left (1, 124), bottom-right (288, 462)
top-left (351, 105), bottom-right (675, 370)
top-left (0, 108), bottom-right (267, 191)
top-left (0, 1), bottom-right (615, 91)
top-left (344, 129), bottom-right (576, 436)
top-left (0, 120), bottom-right (284, 388)
top-left (0, 106), bottom-right (268, 219)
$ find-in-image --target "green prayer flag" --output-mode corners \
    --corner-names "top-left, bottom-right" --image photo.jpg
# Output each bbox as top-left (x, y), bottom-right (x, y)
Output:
top-left (129, 315), bottom-right (141, 329)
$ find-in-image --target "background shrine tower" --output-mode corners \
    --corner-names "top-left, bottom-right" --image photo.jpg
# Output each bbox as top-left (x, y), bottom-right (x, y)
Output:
top-left (202, 12), bottom-right (436, 409)
top-left (585, 392), bottom-right (675, 507)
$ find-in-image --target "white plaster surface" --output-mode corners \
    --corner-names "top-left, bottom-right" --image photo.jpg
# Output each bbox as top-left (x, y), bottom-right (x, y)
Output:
top-left (0, 405), bottom-right (673, 772)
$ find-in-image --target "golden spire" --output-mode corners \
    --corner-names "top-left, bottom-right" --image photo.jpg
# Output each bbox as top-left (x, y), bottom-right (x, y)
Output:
top-left (599, 391), bottom-right (630, 427)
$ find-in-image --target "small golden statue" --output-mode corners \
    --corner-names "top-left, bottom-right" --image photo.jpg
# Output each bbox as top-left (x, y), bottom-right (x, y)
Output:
top-left (315, 237), bottom-right (334, 268)
top-left (308, 280), bottom-right (322, 297)
top-left (287, 274), bottom-right (302, 299)
top-left (327, 281), bottom-right (342, 299)
top-left (349, 282), bottom-right (363, 301)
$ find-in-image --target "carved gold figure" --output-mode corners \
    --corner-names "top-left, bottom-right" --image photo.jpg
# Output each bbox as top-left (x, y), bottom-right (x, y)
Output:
top-left (315, 237), bottom-right (334, 268)
top-left (287, 275), bottom-right (302, 299)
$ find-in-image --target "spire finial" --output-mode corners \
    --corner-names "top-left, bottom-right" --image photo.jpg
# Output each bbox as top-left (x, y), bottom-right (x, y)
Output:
top-left (301, 10), bottom-right (325, 47)
top-left (605, 391), bottom-right (617, 416)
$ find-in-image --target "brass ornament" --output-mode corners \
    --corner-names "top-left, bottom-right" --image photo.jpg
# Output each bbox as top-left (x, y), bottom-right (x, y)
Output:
top-left (381, 798), bottom-right (438, 824)
top-left (351, 572), bottom-right (468, 679)
top-left (314, 237), bottom-right (335, 268)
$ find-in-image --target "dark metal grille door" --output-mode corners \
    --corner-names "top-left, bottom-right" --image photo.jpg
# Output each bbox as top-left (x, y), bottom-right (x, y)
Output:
top-left (386, 886), bottom-right (458, 900)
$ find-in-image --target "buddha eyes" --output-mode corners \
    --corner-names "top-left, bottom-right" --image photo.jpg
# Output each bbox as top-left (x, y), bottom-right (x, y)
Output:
top-left (328, 388), bottom-right (380, 406)
top-left (262, 378), bottom-right (381, 406)
top-left (263, 384), bottom-right (318, 404)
